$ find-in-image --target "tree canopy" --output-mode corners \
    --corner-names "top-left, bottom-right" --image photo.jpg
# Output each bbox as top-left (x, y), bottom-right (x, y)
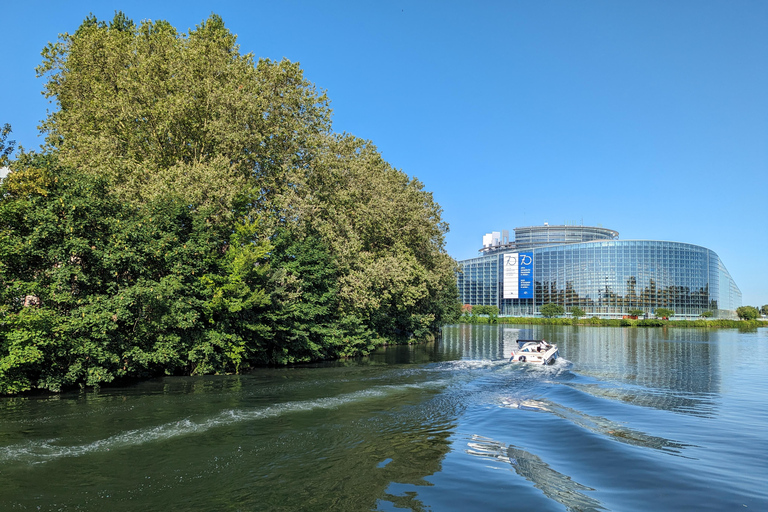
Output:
top-left (540, 303), bottom-right (564, 318)
top-left (736, 306), bottom-right (759, 321)
top-left (0, 124), bottom-right (15, 168)
top-left (0, 13), bottom-right (461, 395)
top-left (570, 306), bottom-right (585, 319)
top-left (37, 13), bottom-right (330, 212)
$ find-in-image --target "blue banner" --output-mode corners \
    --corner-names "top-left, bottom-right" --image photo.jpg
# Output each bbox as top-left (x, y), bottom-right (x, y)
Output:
top-left (518, 252), bottom-right (533, 298)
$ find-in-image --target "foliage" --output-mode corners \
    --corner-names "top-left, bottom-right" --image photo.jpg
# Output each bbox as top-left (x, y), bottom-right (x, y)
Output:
top-left (569, 306), bottom-right (585, 319)
top-left (37, 13), bottom-right (330, 212)
top-left (0, 13), bottom-right (462, 394)
top-left (474, 305), bottom-right (499, 323)
top-left (637, 318), bottom-right (666, 327)
top-left (539, 303), bottom-right (565, 318)
top-left (761, 305), bottom-right (768, 316)
top-left (0, 123), bottom-right (15, 168)
top-left (289, 134), bottom-right (460, 340)
top-left (472, 305), bottom-right (499, 316)
top-left (654, 308), bottom-right (674, 319)
top-left (700, 310), bottom-right (713, 318)
top-left (628, 308), bottom-right (644, 317)
top-left (736, 306), bottom-right (759, 320)
top-left (459, 305), bottom-right (500, 325)
top-left (263, 227), bottom-right (383, 363)
top-left (462, 316), bottom-right (768, 329)
top-left (0, 157), bottom-right (266, 393)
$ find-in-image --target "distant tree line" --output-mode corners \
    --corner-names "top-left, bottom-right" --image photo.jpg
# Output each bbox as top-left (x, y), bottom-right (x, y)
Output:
top-left (0, 13), bottom-right (461, 394)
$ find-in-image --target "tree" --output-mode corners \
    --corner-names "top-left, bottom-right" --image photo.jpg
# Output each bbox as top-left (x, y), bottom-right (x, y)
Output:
top-left (36, 13), bottom-right (460, 344)
top-left (700, 310), bottom-right (714, 318)
top-left (472, 305), bottom-right (499, 323)
top-left (628, 308), bottom-right (644, 318)
top-left (0, 13), bottom-right (463, 394)
top-left (654, 308), bottom-right (674, 319)
top-left (761, 305), bottom-right (768, 317)
top-left (0, 154), bottom-right (272, 393)
top-left (570, 306), bottom-right (585, 319)
top-left (0, 123), bottom-right (15, 168)
top-left (540, 303), bottom-right (564, 318)
top-left (736, 306), bottom-right (759, 320)
top-left (37, 13), bottom-right (331, 212)
top-left (288, 134), bottom-right (460, 339)
top-left (263, 226), bottom-right (381, 363)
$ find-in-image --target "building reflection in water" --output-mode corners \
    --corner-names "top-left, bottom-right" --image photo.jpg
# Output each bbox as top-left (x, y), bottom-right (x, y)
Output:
top-left (466, 434), bottom-right (605, 512)
top-left (439, 325), bottom-right (721, 416)
top-left (440, 324), bottom-right (537, 360)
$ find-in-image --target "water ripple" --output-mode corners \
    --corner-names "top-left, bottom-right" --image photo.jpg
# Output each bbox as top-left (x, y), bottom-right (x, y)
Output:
top-left (0, 382), bottom-right (446, 466)
top-left (500, 397), bottom-right (693, 455)
top-left (466, 434), bottom-right (606, 512)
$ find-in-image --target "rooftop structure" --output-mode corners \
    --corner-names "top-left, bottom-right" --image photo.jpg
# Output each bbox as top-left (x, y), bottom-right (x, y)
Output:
top-left (480, 224), bottom-right (619, 254)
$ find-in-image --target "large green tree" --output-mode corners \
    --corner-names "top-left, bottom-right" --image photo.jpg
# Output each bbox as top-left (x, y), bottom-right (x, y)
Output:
top-left (0, 13), bottom-right (461, 394)
top-left (37, 13), bottom-right (330, 213)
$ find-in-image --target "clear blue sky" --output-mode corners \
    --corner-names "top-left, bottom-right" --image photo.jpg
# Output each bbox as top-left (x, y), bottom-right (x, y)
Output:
top-left (3, 1), bottom-right (766, 306)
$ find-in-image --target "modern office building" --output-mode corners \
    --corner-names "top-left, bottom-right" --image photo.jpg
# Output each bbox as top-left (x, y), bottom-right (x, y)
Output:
top-left (456, 224), bottom-right (742, 319)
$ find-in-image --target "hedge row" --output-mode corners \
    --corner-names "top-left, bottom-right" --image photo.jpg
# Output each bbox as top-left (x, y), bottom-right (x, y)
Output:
top-left (458, 316), bottom-right (768, 328)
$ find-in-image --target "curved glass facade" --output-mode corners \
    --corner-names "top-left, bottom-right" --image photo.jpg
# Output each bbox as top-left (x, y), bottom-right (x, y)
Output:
top-left (457, 229), bottom-right (742, 319)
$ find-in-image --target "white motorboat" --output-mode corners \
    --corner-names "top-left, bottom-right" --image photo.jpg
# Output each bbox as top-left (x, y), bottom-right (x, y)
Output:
top-left (509, 340), bottom-right (559, 365)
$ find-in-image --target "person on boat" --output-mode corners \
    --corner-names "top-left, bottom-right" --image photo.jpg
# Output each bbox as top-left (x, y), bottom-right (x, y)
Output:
top-left (538, 340), bottom-right (549, 351)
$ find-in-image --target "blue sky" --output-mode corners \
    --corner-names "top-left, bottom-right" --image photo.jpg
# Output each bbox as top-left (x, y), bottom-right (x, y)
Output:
top-left (3, 1), bottom-right (766, 306)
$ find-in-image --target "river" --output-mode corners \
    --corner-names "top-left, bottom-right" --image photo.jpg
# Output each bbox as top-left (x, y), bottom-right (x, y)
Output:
top-left (1, 325), bottom-right (767, 511)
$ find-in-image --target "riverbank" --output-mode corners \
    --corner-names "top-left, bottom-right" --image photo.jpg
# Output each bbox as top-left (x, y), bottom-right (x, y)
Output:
top-left (458, 316), bottom-right (768, 328)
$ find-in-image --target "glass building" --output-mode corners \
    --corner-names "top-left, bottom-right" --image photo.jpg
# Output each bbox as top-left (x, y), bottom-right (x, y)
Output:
top-left (457, 225), bottom-right (742, 319)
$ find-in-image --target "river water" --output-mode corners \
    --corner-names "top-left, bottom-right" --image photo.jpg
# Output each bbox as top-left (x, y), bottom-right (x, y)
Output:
top-left (1, 325), bottom-right (767, 511)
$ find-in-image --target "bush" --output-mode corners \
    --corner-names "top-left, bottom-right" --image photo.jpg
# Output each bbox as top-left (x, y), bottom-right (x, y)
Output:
top-left (637, 319), bottom-right (665, 327)
top-left (570, 306), bottom-right (585, 319)
top-left (540, 303), bottom-right (565, 318)
top-left (736, 306), bottom-right (760, 320)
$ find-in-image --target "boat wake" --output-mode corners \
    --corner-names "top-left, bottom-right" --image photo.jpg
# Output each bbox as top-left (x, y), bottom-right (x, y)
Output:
top-left (0, 382), bottom-right (445, 466)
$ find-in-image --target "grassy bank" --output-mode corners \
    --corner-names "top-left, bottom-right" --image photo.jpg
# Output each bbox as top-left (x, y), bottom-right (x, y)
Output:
top-left (458, 316), bottom-right (768, 328)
